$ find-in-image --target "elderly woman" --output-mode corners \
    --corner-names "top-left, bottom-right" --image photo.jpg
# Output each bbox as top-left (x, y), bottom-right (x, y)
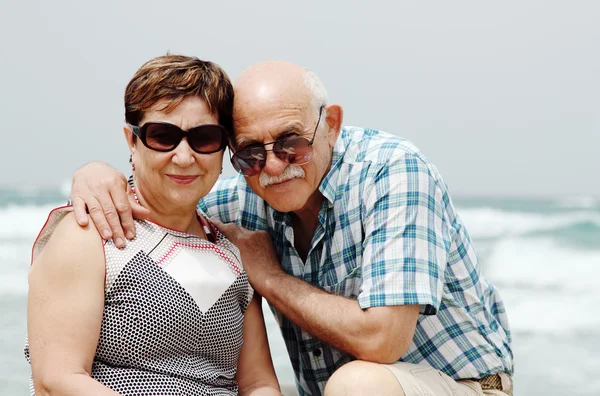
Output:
top-left (25, 55), bottom-right (281, 395)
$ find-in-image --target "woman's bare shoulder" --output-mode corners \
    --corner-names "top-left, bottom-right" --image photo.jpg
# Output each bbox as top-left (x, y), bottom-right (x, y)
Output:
top-left (31, 211), bottom-right (105, 276)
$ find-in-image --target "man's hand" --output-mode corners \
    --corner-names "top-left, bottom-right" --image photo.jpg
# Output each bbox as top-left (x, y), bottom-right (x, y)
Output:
top-left (71, 162), bottom-right (150, 248)
top-left (212, 221), bottom-right (283, 293)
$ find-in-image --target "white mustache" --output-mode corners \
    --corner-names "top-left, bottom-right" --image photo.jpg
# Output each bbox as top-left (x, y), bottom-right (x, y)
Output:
top-left (259, 165), bottom-right (305, 188)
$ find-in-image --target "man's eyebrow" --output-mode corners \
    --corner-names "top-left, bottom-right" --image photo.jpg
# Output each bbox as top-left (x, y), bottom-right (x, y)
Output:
top-left (235, 137), bottom-right (258, 147)
top-left (278, 124), bottom-right (303, 137)
top-left (236, 125), bottom-right (304, 147)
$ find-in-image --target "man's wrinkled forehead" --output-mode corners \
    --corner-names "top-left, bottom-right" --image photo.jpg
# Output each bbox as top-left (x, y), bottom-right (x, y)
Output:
top-left (232, 103), bottom-right (312, 147)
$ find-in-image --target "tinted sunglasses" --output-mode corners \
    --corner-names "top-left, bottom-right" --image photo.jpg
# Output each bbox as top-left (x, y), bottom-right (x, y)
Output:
top-left (230, 106), bottom-right (324, 176)
top-left (130, 122), bottom-right (227, 154)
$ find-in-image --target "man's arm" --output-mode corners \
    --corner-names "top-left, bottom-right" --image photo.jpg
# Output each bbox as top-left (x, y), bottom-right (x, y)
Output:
top-left (264, 268), bottom-right (420, 364)
top-left (216, 153), bottom-right (448, 363)
top-left (71, 162), bottom-right (150, 248)
top-left (214, 224), bottom-right (418, 363)
top-left (28, 212), bottom-right (119, 395)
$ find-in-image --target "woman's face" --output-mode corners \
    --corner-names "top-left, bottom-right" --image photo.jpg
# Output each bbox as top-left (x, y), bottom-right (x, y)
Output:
top-left (125, 96), bottom-right (224, 214)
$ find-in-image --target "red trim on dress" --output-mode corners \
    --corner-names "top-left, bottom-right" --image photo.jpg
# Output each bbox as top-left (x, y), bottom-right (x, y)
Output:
top-left (157, 242), bottom-right (242, 276)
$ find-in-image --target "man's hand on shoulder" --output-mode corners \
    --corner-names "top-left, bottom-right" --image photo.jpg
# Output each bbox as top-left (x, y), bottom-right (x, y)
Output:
top-left (71, 162), bottom-right (150, 248)
top-left (212, 220), bottom-right (283, 294)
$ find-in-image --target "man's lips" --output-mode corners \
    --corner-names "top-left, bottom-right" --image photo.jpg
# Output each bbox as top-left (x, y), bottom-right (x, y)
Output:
top-left (265, 178), bottom-right (296, 188)
top-left (166, 175), bottom-right (199, 185)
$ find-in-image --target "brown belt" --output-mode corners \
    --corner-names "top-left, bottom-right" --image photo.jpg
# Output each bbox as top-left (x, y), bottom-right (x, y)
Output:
top-left (474, 373), bottom-right (512, 395)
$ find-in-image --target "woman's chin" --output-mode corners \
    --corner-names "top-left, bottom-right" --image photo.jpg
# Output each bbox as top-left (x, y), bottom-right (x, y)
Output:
top-left (170, 193), bottom-right (203, 208)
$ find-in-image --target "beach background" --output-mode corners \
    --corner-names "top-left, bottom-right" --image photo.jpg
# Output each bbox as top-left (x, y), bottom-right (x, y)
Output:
top-left (1, 188), bottom-right (599, 395)
top-left (2, 1), bottom-right (599, 395)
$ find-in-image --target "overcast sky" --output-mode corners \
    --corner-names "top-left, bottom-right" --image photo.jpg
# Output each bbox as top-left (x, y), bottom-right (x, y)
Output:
top-left (1, 0), bottom-right (598, 196)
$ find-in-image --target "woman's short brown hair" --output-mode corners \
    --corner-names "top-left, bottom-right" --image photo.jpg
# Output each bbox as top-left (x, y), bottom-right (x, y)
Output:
top-left (125, 54), bottom-right (233, 135)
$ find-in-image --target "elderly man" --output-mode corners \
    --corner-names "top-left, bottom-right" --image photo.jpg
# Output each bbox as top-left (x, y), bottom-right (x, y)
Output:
top-left (71, 60), bottom-right (513, 396)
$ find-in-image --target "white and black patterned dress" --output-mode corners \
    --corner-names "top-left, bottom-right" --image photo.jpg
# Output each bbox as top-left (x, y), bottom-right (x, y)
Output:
top-left (25, 206), bottom-right (252, 395)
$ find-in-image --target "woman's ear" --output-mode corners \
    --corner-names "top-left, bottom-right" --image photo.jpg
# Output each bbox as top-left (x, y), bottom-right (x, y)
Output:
top-left (123, 125), bottom-right (136, 158)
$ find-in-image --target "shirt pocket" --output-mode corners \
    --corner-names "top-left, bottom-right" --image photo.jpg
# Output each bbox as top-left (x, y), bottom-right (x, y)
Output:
top-left (319, 265), bottom-right (362, 299)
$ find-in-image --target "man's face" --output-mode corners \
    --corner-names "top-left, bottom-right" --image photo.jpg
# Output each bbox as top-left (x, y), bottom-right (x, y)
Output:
top-left (232, 103), bottom-right (337, 213)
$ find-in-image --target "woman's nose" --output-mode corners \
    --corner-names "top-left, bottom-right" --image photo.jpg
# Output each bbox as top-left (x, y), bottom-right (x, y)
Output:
top-left (171, 138), bottom-right (195, 167)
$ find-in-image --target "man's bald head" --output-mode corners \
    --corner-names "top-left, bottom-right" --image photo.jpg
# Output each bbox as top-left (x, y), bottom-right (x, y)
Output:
top-left (233, 60), bottom-right (327, 121)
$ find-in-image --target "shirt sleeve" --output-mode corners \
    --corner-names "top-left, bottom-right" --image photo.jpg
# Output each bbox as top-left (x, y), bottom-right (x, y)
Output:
top-left (357, 152), bottom-right (449, 315)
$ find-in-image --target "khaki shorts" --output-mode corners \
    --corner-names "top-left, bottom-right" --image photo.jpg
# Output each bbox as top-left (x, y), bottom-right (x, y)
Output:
top-left (384, 362), bottom-right (513, 396)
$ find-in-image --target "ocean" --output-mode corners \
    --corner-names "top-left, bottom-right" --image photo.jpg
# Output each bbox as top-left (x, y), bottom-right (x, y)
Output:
top-left (1, 186), bottom-right (599, 395)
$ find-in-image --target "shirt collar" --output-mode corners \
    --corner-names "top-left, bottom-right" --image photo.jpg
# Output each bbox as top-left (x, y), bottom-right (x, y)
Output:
top-left (318, 128), bottom-right (348, 206)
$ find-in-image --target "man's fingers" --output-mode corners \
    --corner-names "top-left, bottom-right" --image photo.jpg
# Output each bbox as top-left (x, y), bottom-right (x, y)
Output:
top-left (70, 163), bottom-right (133, 247)
top-left (93, 191), bottom-right (126, 248)
top-left (111, 186), bottom-right (135, 240)
top-left (71, 196), bottom-right (89, 226)
top-left (210, 218), bottom-right (223, 227)
top-left (211, 220), bottom-right (241, 241)
top-left (86, 196), bottom-right (113, 240)
top-left (104, 210), bottom-right (127, 248)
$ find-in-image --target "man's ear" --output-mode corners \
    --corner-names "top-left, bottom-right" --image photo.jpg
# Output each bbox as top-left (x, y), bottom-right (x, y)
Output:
top-left (324, 104), bottom-right (343, 147)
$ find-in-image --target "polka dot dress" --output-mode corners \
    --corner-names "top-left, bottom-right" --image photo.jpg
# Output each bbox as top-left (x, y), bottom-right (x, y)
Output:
top-left (25, 207), bottom-right (253, 395)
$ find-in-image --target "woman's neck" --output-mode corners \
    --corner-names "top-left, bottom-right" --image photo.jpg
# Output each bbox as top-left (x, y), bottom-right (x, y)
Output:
top-left (132, 182), bottom-right (204, 237)
top-left (148, 209), bottom-right (203, 236)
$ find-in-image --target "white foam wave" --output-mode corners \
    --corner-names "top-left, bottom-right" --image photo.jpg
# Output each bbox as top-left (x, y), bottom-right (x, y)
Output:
top-left (0, 270), bottom-right (29, 296)
top-left (0, 204), bottom-right (61, 240)
top-left (4, 204), bottom-right (596, 242)
top-left (484, 237), bottom-right (600, 335)
top-left (458, 207), bottom-right (600, 239)
top-left (0, 242), bottom-right (31, 296)
top-left (59, 178), bottom-right (72, 199)
top-left (554, 195), bottom-right (599, 210)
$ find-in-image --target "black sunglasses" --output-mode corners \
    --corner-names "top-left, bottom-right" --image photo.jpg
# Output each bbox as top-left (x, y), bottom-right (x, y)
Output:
top-left (230, 106), bottom-right (324, 176)
top-left (130, 122), bottom-right (227, 154)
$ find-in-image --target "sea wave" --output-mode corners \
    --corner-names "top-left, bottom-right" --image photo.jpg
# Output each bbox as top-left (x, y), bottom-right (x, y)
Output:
top-left (0, 204), bottom-right (62, 241)
top-left (0, 241), bottom-right (31, 296)
top-left (483, 237), bottom-right (600, 335)
top-left (0, 269), bottom-right (28, 296)
top-left (554, 195), bottom-right (600, 210)
top-left (458, 207), bottom-right (600, 240)
top-left (0, 182), bottom-right (70, 208)
top-left (1, 202), bottom-right (600, 244)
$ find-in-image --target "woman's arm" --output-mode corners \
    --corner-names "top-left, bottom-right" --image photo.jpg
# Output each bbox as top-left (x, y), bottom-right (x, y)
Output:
top-left (235, 295), bottom-right (281, 396)
top-left (28, 212), bottom-right (119, 395)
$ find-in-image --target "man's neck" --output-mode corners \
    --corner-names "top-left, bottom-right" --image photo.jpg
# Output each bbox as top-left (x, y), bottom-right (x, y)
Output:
top-left (291, 191), bottom-right (325, 262)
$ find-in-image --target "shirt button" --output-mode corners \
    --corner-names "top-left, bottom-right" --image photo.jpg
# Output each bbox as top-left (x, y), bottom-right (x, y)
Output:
top-left (313, 348), bottom-right (322, 357)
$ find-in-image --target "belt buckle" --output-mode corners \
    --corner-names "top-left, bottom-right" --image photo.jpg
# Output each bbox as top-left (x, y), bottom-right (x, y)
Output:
top-left (477, 373), bottom-right (503, 391)
top-left (476, 373), bottom-right (512, 396)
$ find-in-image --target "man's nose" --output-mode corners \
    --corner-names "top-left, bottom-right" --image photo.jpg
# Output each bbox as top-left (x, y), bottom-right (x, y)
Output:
top-left (261, 150), bottom-right (288, 176)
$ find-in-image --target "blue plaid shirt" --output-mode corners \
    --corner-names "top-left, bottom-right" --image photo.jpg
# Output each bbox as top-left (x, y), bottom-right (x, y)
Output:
top-left (198, 127), bottom-right (513, 396)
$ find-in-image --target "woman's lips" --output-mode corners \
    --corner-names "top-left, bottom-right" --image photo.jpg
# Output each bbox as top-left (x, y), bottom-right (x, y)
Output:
top-left (166, 175), bottom-right (199, 185)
